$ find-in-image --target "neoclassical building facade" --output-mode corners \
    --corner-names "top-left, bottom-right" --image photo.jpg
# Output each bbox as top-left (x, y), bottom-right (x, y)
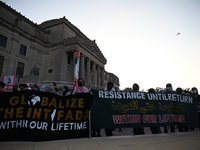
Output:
top-left (0, 1), bottom-right (120, 89)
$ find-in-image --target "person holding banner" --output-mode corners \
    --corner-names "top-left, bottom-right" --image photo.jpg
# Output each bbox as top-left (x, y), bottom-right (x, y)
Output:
top-left (44, 85), bottom-right (51, 92)
top-left (72, 78), bottom-right (89, 94)
top-left (72, 77), bottom-right (96, 138)
top-left (164, 83), bottom-right (175, 133)
top-left (176, 87), bottom-right (189, 132)
top-left (148, 88), bottom-right (162, 134)
top-left (0, 81), bottom-right (7, 92)
top-left (12, 85), bottom-right (19, 92)
top-left (176, 87), bottom-right (184, 132)
top-left (131, 83), bottom-right (145, 135)
top-left (104, 81), bottom-right (116, 136)
top-left (92, 81), bottom-right (116, 137)
top-left (31, 84), bottom-right (40, 91)
top-left (49, 82), bottom-right (59, 94)
top-left (62, 86), bottom-right (70, 96)
top-left (191, 87), bottom-right (200, 131)
top-left (19, 83), bottom-right (28, 91)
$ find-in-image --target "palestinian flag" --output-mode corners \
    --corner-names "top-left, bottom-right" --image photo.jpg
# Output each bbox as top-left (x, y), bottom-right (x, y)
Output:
top-left (73, 51), bottom-right (80, 87)
top-left (74, 50), bottom-right (80, 65)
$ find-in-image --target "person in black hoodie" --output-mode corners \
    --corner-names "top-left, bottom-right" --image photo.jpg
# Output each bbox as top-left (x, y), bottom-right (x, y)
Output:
top-left (148, 88), bottom-right (162, 134)
top-left (131, 83), bottom-right (145, 135)
top-left (164, 83), bottom-right (175, 133)
top-left (176, 87), bottom-right (189, 132)
top-left (191, 87), bottom-right (200, 131)
top-left (104, 81), bottom-right (116, 136)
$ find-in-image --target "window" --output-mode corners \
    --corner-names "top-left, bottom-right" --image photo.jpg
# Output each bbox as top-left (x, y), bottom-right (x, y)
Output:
top-left (16, 62), bottom-right (25, 78)
top-left (0, 34), bottom-right (7, 48)
top-left (48, 69), bottom-right (53, 73)
top-left (67, 55), bottom-right (71, 64)
top-left (0, 55), bottom-right (4, 76)
top-left (19, 44), bottom-right (27, 56)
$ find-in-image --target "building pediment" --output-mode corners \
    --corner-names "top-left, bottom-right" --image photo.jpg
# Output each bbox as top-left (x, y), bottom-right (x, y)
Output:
top-left (63, 36), bottom-right (107, 64)
top-left (81, 42), bottom-right (106, 63)
top-left (40, 17), bottom-right (107, 64)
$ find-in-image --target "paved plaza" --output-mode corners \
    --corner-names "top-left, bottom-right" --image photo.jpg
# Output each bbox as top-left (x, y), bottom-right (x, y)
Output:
top-left (0, 128), bottom-right (200, 150)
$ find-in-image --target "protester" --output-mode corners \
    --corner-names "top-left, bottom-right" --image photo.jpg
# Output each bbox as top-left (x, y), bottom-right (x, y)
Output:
top-left (191, 87), bottom-right (200, 131)
top-left (0, 81), bottom-right (7, 92)
top-left (12, 85), bottom-right (19, 92)
top-left (105, 81), bottom-right (116, 91)
top-left (131, 83), bottom-right (145, 135)
top-left (31, 84), bottom-right (40, 91)
top-left (72, 78), bottom-right (96, 137)
top-left (72, 78), bottom-right (89, 94)
top-left (44, 85), bottom-right (51, 92)
top-left (62, 85), bottom-right (70, 96)
top-left (175, 87), bottom-right (189, 132)
top-left (103, 81), bottom-right (116, 136)
top-left (165, 83), bottom-right (173, 92)
top-left (19, 83), bottom-right (28, 91)
top-left (176, 87), bottom-right (184, 132)
top-left (92, 81), bottom-right (116, 137)
top-left (164, 83), bottom-right (175, 133)
top-left (49, 82), bottom-right (59, 94)
top-left (148, 88), bottom-right (162, 134)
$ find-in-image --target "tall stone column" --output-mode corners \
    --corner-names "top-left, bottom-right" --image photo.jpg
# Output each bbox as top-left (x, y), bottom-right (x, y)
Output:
top-left (101, 67), bottom-right (105, 87)
top-left (80, 53), bottom-right (85, 79)
top-left (91, 61), bottom-right (96, 86)
top-left (97, 64), bottom-right (100, 87)
top-left (86, 57), bottom-right (91, 85)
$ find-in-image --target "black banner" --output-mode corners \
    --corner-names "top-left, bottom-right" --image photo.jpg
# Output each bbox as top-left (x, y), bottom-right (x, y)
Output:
top-left (91, 90), bottom-right (198, 129)
top-left (0, 91), bottom-right (93, 141)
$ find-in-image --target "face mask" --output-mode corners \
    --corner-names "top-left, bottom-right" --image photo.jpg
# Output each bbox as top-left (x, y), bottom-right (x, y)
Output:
top-left (166, 87), bottom-right (172, 91)
top-left (78, 82), bottom-right (83, 86)
top-left (133, 88), bottom-right (139, 91)
top-left (193, 90), bottom-right (198, 94)
top-left (133, 85), bottom-right (139, 91)
top-left (107, 85), bottom-right (113, 90)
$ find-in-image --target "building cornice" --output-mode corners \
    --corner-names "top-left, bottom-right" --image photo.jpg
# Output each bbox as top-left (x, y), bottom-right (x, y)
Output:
top-left (0, 1), bottom-right (50, 34)
top-left (40, 16), bottom-right (89, 40)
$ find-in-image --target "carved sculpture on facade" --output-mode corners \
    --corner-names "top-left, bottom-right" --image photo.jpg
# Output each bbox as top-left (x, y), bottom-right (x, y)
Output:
top-left (30, 64), bottom-right (40, 76)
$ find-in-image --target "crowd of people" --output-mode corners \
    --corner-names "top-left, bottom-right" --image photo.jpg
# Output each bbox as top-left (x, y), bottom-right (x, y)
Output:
top-left (0, 81), bottom-right (70, 95)
top-left (92, 82), bottom-right (200, 137)
top-left (0, 79), bottom-right (200, 137)
top-left (0, 78), bottom-right (90, 95)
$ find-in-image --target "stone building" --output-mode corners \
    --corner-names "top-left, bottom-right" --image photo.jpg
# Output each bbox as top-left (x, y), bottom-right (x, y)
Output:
top-left (0, 1), bottom-right (120, 89)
